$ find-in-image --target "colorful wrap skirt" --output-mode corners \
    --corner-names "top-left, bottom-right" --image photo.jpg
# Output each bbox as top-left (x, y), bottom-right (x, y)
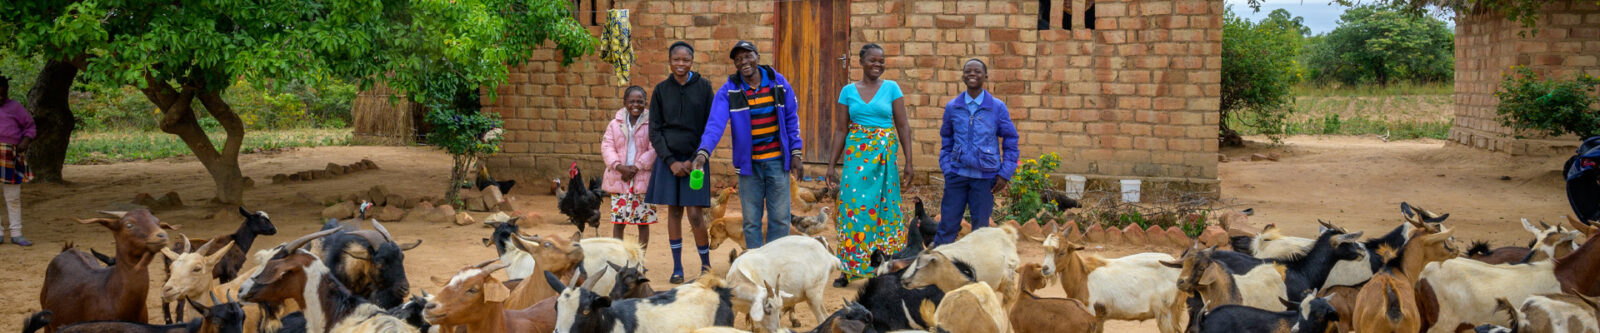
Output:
top-left (834, 125), bottom-right (904, 278)
top-left (0, 143), bottom-right (31, 185)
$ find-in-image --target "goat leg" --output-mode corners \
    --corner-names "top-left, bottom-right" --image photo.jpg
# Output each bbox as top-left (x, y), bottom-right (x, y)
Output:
top-left (162, 301), bottom-right (174, 324)
top-left (176, 299), bottom-right (186, 323)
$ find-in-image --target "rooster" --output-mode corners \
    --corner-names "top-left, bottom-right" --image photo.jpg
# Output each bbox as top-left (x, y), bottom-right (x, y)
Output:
top-left (911, 197), bottom-right (938, 249)
top-left (474, 165), bottom-right (516, 195)
top-left (557, 162), bottom-right (605, 237)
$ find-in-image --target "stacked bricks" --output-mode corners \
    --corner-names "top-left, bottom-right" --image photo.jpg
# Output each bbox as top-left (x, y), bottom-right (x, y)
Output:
top-left (482, 0), bottom-right (1223, 189)
top-left (1449, 0), bottom-right (1600, 156)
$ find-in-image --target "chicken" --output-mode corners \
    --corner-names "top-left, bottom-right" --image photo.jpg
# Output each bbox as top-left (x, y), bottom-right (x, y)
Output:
top-left (704, 187), bottom-right (737, 222)
top-left (911, 197), bottom-right (938, 249)
top-left (474, 164), bottom-right (516, 195)
top-left (1039, 189), bottom-right (1081, 211)
top-left (792, 207), bottom-right (832, 236)
top-left (790, 178), bottom-right (816, 213)
top-left (549, 178), bottom-right (563, 196)
top-left (557, 162), bottom-right (604, 237)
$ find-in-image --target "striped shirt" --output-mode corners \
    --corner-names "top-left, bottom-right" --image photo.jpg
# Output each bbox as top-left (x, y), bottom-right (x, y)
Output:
top-left (743, 74), bottom-right (782, 162)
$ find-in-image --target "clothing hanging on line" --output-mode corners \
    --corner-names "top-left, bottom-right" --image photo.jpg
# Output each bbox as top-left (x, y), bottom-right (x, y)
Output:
top-left (600, 9), bottom-right (634, 86)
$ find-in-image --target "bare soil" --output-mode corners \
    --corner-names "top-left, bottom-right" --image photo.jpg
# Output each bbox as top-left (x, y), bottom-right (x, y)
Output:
top-left (0, 136), bottom-right (1574, 332)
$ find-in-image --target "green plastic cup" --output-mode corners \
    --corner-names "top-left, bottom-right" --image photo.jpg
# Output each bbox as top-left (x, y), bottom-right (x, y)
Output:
top-left (689, 169), bottom-right (705, 190)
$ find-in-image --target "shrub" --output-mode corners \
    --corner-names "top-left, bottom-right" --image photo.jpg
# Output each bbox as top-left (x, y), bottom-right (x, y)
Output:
top-left (1495, 66), bottom-right (1600, 139)
top-left (997, 152), bottom-right (1062, 225)
top-left (424, 107), bottom-right (504, 203)
top-left (1221, 6), bottom-right (1303, 145)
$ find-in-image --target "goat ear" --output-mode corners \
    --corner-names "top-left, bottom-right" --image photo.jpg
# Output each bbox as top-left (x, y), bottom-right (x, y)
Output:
top-left (484, 278), bottom-right (512, 302)
top-left (206, 241), bottom-right (236, 264)
top-left (1522, 218), bottom-right (1542, 235)
top-left (544, 271), bottom-right (567, 291)
top-left (569, 231), bottom-right (583, 242)
top-left (77, 218), bottom-right (119, 229)
top-left (398, 240), bottom-right (422, 251)
top-left (1198, 266), bottom-right (1221, 286)
top-left (481, 238), bottom-right (493, 247)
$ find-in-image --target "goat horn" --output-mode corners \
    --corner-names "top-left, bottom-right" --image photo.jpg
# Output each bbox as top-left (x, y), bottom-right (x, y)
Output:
top-left (286, 228), bottom-right (340, 253)
top-left (180, 234), bottom-right (193, 254)
top-left (582, 266), bottom-right (609, 290)
top-left (370, 220), bottom-right (396, 243)
top-left (344, 250), bottom-right (371, 261)
top-left (483, 263), bottom-right (510, 274)
top-left (473, 258), bottom-right (501, 269)
top-left (209, 291), bottom-right (220, 306)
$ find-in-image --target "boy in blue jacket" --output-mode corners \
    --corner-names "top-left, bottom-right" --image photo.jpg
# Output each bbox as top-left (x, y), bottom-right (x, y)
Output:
top-left (934, 59), bottom-right (1020, 246)
top-left (693, 40), bottom-right (805, 250)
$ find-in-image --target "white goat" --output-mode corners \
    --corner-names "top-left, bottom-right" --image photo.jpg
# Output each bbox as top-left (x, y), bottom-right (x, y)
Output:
top-left (1419, 258), bottom-right (1561, 331)
top-left (575, 236), bottom-right (646, 294)
top-left (1041, 233), bottom-right (1184, 333)
top-left (903, 225), bottom-right (1019, 296)
top-left (724, 235), bottom-right (840, 332)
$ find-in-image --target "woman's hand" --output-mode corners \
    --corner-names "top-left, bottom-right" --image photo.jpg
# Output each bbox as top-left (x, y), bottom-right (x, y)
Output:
top-left (618, 165), bottom-right (639, 181)
top-left (901, 162), bottom-right (915, 187)
top-left (670, 161), bottom-right (689, 177)
top-left (826, 165), bottom-right (839, 188)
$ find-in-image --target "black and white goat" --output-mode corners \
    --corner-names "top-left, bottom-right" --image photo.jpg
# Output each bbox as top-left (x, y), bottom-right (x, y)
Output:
top-left (545, 269), bottom-right (736, 333)
top-left (239, 229), bottom-right (418, 333)
top-left (1196, 294), bottom-right (1341, 333)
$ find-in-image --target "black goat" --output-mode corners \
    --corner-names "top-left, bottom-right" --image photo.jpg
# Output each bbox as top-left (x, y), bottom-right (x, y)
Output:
top-left (855, 255), bottom-right (945, 332)
top-left (1198, 294), bottom-right (1339, 333)
top-left (386, 294), bottom-right (434, 332)
top-left (1279, 229), bottom-right (1366, 302)
top-left (807, 302), bottom-right (875, 333)
top-left (318, 221), bottom-right (414, 309)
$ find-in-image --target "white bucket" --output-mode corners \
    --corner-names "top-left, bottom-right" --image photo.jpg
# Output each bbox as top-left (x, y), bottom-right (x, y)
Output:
top-left (1064, 175), bottom-right (1087, 200)
top-left (1120, 179), bottom-right (1142, 203)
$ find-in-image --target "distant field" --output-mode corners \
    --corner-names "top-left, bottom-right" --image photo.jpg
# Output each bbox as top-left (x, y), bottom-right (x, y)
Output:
top-left (1232, 83), bottom-right (1455, 141)
top-left (67, 129), bottom-right (354, 164)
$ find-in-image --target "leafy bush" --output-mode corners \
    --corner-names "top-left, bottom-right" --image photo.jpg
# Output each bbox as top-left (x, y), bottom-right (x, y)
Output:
top-left (1495, 66), bottom-right (1600, 139)
top-left (425, 107), bottom-right (504, 203)
top-left (997, 152), bottom-right (1062, 225)
top-left (1221, 6), bottom-right (1303, 145)
top-left (66, 78), bottom-right (356, 131)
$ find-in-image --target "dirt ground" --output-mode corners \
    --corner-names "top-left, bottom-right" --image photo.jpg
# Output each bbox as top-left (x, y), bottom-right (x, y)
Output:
top-left (0, 135), bottom-right (1576, 332)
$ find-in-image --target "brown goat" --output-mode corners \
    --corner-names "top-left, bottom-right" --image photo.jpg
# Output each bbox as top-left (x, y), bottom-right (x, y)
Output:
top-left (40, 210), bottom-right (176, 331)
top-left (423, 260), bottom-right (554, 333)
top-left (1011, 263), bottom-right (1098, 333)
top-left (1512, 293), bottom-right (1600, 333)
top-left (502, 232), bottom-right (585, 310)
top-left (1354, 227), bottom-right (1456, 333)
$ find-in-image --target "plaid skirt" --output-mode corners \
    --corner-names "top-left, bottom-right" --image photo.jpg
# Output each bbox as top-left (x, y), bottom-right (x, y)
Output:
top-left (0, 143), bottom-right (31, 185)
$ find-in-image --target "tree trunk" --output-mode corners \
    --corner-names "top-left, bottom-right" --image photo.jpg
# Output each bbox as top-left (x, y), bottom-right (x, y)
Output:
top-left (24, 60), bottom-right (80, 183)
top-left (140, 78), bottom-right (247, 204)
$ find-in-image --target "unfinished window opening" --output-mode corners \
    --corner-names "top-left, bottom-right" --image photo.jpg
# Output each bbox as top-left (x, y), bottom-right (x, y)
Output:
top-left (1039, 0), bottom-right (1053, 30)
top-left (1085, 1), bottom-right (1096, 30)
top-left (571, 0), bottom-right (615, 26)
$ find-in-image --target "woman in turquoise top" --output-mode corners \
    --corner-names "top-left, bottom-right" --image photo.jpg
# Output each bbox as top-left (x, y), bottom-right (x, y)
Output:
top-left (826, 43), bottom-right (915, 285)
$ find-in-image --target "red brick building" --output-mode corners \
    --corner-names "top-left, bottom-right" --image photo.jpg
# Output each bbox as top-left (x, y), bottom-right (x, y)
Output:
top-left (481, 0), bottom-right (1224, 190)
top-left (1450, 0), bottom-right (1600, 156)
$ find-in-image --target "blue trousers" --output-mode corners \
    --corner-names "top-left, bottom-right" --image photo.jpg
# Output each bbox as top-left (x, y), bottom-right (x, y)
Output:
top-left (934, 174), bottom-right (996, 246)
top-left (740, 159), bottom-right (791, 249)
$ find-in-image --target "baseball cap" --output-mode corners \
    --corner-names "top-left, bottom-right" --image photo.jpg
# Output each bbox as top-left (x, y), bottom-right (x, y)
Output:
top-left (729, 40), bottom-right (758, 59)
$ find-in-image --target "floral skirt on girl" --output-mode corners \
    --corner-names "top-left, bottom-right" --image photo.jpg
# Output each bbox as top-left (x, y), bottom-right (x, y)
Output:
top-left (610, 192), bottom-right (658, 225)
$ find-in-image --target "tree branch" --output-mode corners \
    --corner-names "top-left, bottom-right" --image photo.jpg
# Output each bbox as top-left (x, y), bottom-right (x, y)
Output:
top-left (197, 91), bottom-right (244, 158)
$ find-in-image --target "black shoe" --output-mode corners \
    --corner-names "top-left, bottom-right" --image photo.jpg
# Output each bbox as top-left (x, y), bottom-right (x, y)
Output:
top-left (832, 275), bottom-right (850, 288)
top-left (670, 274), bottom-right (685, 284)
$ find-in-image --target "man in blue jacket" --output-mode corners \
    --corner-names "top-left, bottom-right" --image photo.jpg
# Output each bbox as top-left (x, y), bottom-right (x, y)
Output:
top-left (934, 58), bottom-right (1020, 246)
top-left (693, 40), bottom-right (805, 249)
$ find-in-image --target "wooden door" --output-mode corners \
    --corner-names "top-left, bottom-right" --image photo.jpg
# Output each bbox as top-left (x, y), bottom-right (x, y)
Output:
top-left (775, 0), bottom-right (850, 164)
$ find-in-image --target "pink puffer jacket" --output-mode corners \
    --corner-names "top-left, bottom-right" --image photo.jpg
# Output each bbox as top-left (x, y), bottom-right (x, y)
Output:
top-left (601, 108), bottom-right (655, 194)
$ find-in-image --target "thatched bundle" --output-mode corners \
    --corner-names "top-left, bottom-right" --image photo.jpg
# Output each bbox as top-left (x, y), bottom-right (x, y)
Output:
top-left (352, 82), bottom-right (428, 145)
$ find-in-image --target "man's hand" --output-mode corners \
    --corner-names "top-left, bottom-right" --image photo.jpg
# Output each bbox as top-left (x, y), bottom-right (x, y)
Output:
top-left (693, 155), bottom-right (708, 171)
top-left (991, 177), bottom-right (1009, 194)
top-left (791, 156), bottom-right (805, 180)
top-left (618, 165), bottom-right (638, 181)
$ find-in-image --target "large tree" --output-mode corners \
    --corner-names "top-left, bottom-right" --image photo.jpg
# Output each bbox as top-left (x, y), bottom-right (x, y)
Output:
top-left (1220, 6), bottom-right (1304, 145)
top-left (2, 0), bottom-right (593, 203)
top-left (1304, 5), bottom-right (1453, 87)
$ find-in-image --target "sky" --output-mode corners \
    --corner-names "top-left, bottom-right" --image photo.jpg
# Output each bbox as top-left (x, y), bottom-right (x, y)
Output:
top-left (1224, 0), bottom-right (1456, 35)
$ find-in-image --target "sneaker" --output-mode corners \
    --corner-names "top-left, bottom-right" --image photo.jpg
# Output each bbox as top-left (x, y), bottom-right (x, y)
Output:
top-left (669, 273), bottom-right (685, 284)
top-left (12, 237), bottom-right (31, 247)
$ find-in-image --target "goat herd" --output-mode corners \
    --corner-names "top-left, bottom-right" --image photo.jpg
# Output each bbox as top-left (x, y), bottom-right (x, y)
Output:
top-left (16, 201), bottom-right (1600, 333)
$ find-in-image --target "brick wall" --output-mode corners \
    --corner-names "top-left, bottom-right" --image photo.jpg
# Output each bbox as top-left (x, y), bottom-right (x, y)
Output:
top-left (482, 0), bottom-right (1223, 189)
top-left (1450, 0), bottom-right (1600, 156)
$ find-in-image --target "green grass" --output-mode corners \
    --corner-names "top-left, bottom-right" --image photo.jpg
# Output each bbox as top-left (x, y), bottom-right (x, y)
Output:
top-left (1228, 89), bottom-right (1455, 140)
top-left (1291, 82), bottom-right (1453, 97)
top-left (67, 128), bottom-right (354, 164)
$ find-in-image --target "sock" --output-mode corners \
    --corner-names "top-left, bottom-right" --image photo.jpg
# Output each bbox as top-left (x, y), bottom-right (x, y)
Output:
top-left (697, 245), bottom-right (711, 271)
top-left (670, 239), bottom-right (684, 276)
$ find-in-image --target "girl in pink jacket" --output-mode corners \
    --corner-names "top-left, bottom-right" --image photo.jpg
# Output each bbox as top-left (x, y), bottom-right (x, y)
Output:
top-left (602, 86), bottom-right (657, 247)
